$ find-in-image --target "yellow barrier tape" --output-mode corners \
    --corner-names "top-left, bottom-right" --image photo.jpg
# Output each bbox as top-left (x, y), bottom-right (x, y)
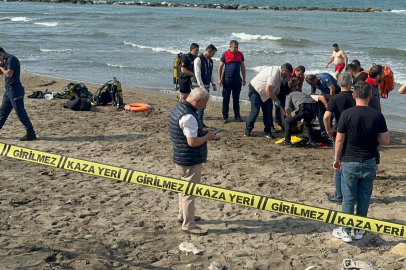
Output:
top-left (1, 142), bottom-right (405, 238)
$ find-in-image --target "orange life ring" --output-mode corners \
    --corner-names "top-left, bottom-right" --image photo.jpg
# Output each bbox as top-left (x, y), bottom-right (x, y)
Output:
top-left (124, 103), bottom-right (150, 112)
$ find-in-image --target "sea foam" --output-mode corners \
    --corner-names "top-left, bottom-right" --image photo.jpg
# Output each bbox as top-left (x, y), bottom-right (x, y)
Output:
top-left (11, 17), bottom-right (30, 22)
top-left (123, 41), bottom-right (179, 55)
top-left (34, 22), bottom-right (59, 27)
top-left (231, 32), bottom-right (282, 41)
top-left (40, 48), bottom-right (73, 53)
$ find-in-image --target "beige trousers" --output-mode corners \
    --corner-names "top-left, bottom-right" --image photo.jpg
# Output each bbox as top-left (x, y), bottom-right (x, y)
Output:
top-left (175, 163), bottom-right (202, 230)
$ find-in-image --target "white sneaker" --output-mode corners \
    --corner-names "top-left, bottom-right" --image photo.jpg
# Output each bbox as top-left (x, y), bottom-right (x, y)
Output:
top-left (333, 227), bottom-right (352, 243)
top-left (354, 229), bottom-right (365, 240)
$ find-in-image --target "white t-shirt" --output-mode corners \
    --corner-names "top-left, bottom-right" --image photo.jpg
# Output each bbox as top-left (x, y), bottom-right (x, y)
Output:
top-left (193, 56), bottom-right (216, 90)
top-left (250, 66), bottom-right (282, 102)
top-left (179, 114), bottom-right (198, 137)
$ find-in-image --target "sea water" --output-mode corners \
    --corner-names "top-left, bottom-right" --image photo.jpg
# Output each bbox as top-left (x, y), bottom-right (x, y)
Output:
top-left (1, 0), bottom-right (406, 128)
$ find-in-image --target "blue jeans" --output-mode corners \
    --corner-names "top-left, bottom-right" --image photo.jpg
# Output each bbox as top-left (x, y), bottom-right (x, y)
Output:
top-left (246, 92), bottom-right (273, 134)
top-left (222, 77), bottom-right (242, 119)
top-left (318, 109), bottom-right (326, 133)
top-left (197, 88), bottom-right (209, 124)
top-left (333, 140), bottom-right (342, 200)
top-left (0, 84), bottom-right (34, 133)
top-left (197, 109), bottom-right (204, 124)
top-left (341, 158), bottom-right (376, 233)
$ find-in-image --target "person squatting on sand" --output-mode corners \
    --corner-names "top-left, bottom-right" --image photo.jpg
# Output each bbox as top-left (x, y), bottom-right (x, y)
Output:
top-left (193, 44), bottom-right (218, 128)
top-left (218, 40), bottom-right (246, 123)
top-left (244, 63), bottom-right (293, 139)
top-left (325, 43), bottom-right (348, 80)
top-left (323, 72), bottom-right (356, 204)
top-left (0, 47), bottom-right (37, 141)
top-left (178, 43), bottom-right (199, 100)
top-left (169, 87), bottom-right (216, 236)
top-left (332, 81), bottom-right (390, 243)
top-left (283, 81), bottom-right (319, 147)
top-left (274, 76), bottom-right (301, 131)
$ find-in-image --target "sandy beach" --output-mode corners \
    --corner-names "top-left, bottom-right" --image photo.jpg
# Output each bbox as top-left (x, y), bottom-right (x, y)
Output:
top-left (0, 73), bottom-right (406, 270)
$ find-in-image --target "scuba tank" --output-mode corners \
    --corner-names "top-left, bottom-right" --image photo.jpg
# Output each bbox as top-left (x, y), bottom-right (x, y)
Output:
top-left (173, 52), bottom-right (184, 101)
top-left (113, 77), bottom-right (124, 110)
top-left (173, 52), bottom-right (183, 85)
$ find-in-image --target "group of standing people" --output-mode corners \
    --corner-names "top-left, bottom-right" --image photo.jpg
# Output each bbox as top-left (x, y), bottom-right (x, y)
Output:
top-left (177, 40), bottom-right (246, 128)
top-left (170, 41), bottom-right (393, 242)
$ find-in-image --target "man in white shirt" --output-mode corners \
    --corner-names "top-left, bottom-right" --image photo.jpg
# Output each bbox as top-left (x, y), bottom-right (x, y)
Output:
top-left (245, 63), bottom-right (293, 138)
top-left (193, 44), bottom-right (217, 128)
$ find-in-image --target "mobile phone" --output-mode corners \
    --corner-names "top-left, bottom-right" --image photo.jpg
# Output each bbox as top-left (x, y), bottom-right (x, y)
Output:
top-left (213, 128), bottom-right (222, 135)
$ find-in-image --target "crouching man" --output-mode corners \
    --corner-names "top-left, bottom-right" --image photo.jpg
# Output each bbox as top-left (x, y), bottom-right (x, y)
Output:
top-left (283, 84), bottom-right (318, 147)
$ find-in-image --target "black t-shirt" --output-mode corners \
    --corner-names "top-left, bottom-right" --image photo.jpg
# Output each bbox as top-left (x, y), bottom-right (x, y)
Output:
top-left (326, 91), bottom-right (356, 129)
top-left (353, 72), bottom-right (368, 84)
top-left (338, 106), bottom-right (388, 162)
top-left (180, 53), bottom-right (195, 80)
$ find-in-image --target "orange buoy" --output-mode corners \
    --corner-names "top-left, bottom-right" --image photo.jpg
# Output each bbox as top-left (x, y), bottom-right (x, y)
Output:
top-left (124, 103), bottom-right (150, 112)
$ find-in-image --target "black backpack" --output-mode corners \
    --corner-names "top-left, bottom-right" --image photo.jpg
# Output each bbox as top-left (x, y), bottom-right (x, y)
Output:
top-left (62, 83), bottom-right (92, 99)
top-left (63, 95), bottom-right (91, 111)
top-left (90, 78), bottom-right (124, 109)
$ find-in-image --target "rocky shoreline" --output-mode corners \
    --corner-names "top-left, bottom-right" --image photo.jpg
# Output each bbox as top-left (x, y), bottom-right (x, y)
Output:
top-left (9, 0), bottom-right (389, 13)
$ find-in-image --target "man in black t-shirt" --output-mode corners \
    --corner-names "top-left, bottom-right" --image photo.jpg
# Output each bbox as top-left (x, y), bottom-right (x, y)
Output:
top-left (323, 72), bottom-right (356, 204)
top-left (331, 81), bottom-right (389, 243)
top-left (179, 43), bottom-right (199, 100)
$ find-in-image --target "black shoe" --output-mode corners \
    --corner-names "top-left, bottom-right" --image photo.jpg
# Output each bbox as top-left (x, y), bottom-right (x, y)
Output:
top-left (264, 133), bottom-right (275, 139)
top-left (244, 130), bottom-right (251, 137)
top-left (281, 141), bottom-right (292, 147)
top-left (19, 133), bottom-right (37, 141)
top-left (235, 116), bottom-right (244, 122)
top-left (327, 195), bottom-right (342, 203)
top-left (201, 123), bottom-right (209, 129)
top-left (223, 118), bottom-right (229, 124)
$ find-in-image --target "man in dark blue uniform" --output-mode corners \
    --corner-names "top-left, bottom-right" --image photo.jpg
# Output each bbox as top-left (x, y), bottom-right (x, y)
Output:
top-left (306, 73), bottom-right (340, 96)
top-left (0, 47), bottom-right (36, 141)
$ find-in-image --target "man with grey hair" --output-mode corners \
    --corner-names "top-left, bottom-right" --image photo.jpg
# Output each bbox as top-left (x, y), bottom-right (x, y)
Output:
top-left (332, 81), bottom-right (389, 243)
top-left (169, 87), bottom-right (216, 236)
top-left (323, 72), bottom-right (356, 204)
